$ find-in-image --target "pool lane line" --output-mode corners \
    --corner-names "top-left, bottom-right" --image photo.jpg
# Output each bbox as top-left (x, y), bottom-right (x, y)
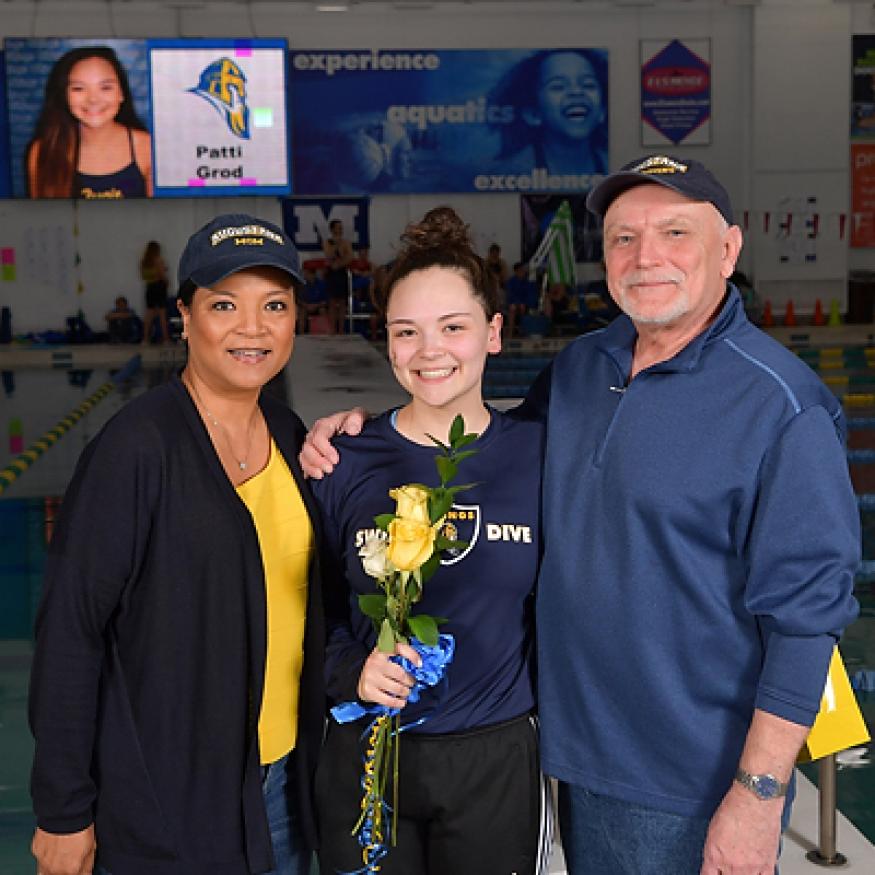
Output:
top-left (0, 355), bottom-right (141, 496)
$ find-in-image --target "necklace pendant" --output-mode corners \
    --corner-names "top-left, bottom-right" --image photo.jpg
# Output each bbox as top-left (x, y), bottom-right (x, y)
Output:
top-left (239, 461), bottom-right (247, 471)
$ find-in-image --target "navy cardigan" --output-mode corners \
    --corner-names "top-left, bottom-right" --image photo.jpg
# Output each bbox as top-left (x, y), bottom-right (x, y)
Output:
top-left (29, 373), bottom-right (326, 874)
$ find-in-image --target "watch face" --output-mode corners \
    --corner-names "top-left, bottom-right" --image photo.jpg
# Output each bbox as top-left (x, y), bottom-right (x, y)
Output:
top-left (753, 775), bottom-right (781, 798)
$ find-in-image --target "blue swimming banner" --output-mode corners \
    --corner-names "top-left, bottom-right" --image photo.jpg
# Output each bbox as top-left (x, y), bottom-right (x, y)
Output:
top-left (289, 48), bottom-right (609, 195)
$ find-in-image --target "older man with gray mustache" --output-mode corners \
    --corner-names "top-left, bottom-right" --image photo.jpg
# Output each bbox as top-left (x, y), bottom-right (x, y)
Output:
top-left (528, 155), bottom-right (859, 875)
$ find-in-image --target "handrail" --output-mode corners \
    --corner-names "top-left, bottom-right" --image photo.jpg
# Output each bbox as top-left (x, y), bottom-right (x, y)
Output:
top-left (805, 754), bottom-right (848, 866)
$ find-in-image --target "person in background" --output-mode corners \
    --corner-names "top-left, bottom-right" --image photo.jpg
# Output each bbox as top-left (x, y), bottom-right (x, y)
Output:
top-left (368, 257), bottom-right (397, 342)
top-left (489, 49), bottom-right (608, 177)
top-left (298, 155), bottom-right (860, 875)
top-left (297, 264), bottom-right (328, 334)
top-left (26, 45), bottom-right (152, 199)
top-left (485, 243), bottom-right (510, 289)
top-left (504, 262), bottom-right (537, 339)
top-left (543, 281), bottom-right (576, 334)
top-left (729, 268), bottom-right (763, 324)
top-left (322, 220), bottom-right (354, 334)
top-left (349, 246), bottom-right (375, 305)
top-left (581, 259), bottom-right (621, 325)
top-left (312, 206), bottom-right (550, 875)
top-left (140, 240), bottom-right (170, 344)
top-left (29, 213), bottom-right (325, 875)
top-left (348, 246), bottom-right (376, 334)
top-left (104, 294), bottom-right (141, 344)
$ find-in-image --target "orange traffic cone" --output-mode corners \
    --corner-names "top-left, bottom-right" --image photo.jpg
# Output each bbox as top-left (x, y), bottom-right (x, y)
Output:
top-left (762, 300), bottom-right (774, 327)
top-left (783, 300), bottom-right (796, 327)
top-left (812, 299), bottom-right (826, 326)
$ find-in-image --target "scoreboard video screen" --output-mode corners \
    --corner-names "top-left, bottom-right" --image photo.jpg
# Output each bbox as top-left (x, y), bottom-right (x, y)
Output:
top-left (2, 37), bottom-right (290, 199)
top-left (149, 39), bottom-right (290, 197)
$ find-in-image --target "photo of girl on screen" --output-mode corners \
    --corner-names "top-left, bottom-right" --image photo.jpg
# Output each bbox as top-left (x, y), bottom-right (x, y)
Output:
top-left (25, 45), bottom-right (152, 199)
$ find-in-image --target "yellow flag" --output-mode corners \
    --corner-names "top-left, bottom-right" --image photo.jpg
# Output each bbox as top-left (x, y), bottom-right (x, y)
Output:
top-left (797, 647), bottom-right (870, 763)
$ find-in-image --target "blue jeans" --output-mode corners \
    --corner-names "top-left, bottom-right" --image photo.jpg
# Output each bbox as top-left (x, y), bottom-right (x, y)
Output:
top-left (261, 751), bottom-right (312, 875)
top-left (95, 752), bottom-right (311, 875)
top-left (558, 782), bottom-right (712, 875)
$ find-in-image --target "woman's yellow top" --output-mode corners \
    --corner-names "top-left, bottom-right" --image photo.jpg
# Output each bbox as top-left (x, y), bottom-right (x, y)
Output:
top-left (236, 439), bottom-right (313, 765)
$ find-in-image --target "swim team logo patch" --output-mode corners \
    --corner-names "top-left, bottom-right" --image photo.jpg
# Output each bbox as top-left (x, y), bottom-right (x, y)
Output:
top-left (440, 504), bottom-right (480, 566)
top-left (632, 155), bottom-right (688, 176)
top-left (189, 58), bottom-right (251, 139)
top-left (210, 225), bottom-right (285, 247)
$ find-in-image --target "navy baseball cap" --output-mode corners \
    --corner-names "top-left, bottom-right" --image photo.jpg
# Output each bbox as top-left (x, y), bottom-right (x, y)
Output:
top-left (586, 155), bottom-right (734, 225)
top-left (178, 213), bottom-right (303, 298)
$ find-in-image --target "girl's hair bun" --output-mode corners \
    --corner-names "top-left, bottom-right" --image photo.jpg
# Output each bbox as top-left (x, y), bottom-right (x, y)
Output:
top-left (401, 206), bottom-right (472, 254)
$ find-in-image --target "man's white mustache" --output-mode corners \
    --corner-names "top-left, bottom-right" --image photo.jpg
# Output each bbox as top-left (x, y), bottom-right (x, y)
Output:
top-left (619, 271), bottom-right (684, 290)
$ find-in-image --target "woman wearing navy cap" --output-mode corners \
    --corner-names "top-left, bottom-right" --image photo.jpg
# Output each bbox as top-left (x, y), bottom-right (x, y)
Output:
top-left (29, 214), bottom-right (324, 875)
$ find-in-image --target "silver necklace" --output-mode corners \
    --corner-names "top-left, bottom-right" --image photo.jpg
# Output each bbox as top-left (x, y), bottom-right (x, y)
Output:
top-left (186, 377), bottom-right (258, 471)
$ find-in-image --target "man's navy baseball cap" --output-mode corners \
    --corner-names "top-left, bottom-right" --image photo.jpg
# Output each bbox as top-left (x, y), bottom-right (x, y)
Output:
top-left (586, 155), bottom-right (734, 225)
top-left (178, 213), bottom-right (303, 300)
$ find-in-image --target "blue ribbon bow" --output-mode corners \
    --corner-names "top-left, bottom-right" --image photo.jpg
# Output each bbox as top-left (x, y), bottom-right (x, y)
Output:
top-left (331, 633), bottom-right (455, 724)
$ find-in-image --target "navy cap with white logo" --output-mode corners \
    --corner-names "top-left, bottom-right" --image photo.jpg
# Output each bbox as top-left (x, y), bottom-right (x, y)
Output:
top-left (178, 213), bottom-right (303, 298)
top-left (586, 155), bottom-right (734, 225)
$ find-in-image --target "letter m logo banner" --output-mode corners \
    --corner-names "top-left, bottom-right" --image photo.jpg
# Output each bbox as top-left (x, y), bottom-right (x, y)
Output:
top-left (280, 197), bottom-right (370, 252)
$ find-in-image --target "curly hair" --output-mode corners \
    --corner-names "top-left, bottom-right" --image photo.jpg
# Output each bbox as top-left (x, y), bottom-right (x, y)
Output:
top-left (378, 207), bottom-right (502, 320)
top-left (25, 46), bottom-right (148, 198)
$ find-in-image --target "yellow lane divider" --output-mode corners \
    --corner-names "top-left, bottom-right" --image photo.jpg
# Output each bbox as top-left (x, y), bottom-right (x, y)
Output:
top-left (0, 381), bottom-right (114, 495)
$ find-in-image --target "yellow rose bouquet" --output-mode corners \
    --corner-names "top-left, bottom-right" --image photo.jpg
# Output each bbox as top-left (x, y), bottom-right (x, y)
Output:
top-left (330, 414), bottom-right (478, 872)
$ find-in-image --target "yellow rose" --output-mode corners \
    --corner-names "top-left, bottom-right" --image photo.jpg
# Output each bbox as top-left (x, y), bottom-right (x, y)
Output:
top-left (386, 517), bottom-right (437, 571)
top-left (390, 485), bottom-right (431, 524)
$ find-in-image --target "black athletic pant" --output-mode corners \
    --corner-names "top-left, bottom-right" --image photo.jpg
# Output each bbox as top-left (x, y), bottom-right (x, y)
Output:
top-left (316, 713), bottom-right (547, 875)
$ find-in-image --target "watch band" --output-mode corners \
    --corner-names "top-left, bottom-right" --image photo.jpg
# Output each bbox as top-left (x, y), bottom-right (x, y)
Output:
top-left (734, 767), bottom-right (789, 800)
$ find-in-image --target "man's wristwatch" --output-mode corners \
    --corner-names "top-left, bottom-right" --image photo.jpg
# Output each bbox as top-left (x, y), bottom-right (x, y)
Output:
top-left (734, 768), bottom-right (789, 800)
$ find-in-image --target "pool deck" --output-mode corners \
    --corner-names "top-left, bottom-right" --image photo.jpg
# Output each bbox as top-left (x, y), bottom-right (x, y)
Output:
top-left (1, 333), bottom-right (874, 872)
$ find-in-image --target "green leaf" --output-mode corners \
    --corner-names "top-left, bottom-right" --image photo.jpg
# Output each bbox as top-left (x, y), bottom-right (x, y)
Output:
top-left (446, 481), bottom-right (481, 497)
top-left (435, 455), bottom-right (457, 486)
top-left (450, 449), bottom-right (477, 464)
top-left (430, 491), bottom-right (455, 521)
top-left (449, 414), bottom-right (465, 445)
top-left (407, 614), bottom-right (439, 646)
top-left (373, 513), bottom-right (395, 531)
top-left (453, 432), bottom-right (478, 450)
top-left (377, 618), bottom-right (396, 653)
top-left (419, 552), bottom-right (440, 583)
top-left (425, 433), bottom-right (449, 453)
top-left (358, 593), bottom-right (387, 621)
